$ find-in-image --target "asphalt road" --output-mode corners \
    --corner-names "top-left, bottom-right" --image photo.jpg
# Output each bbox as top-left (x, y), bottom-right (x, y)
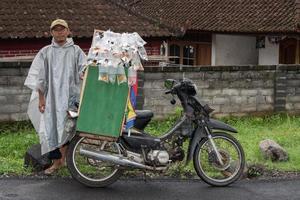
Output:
top-left (0, 178), bottom-right (300, 200)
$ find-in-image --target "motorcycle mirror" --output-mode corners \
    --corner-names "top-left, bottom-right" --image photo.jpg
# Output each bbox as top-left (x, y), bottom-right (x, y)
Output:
top-left (164, 79), bottom-right (175, 89)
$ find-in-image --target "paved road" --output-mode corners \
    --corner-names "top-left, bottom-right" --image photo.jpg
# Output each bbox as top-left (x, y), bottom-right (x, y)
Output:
top-left (0, 178), bottom-right (300, 200)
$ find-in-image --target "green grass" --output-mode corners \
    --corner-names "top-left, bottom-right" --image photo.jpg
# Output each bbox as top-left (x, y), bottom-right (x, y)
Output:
top-left (0, 121), bottom-right (38, 175)
top-left (1, 113), bottom-right (300, 176)
top-left (223, 114), bottom-right (300, 171)
top-left (145, 112), bottom-right (300, 175)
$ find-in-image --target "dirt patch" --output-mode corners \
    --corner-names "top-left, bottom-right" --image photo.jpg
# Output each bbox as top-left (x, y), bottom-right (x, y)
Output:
top-left (254, 170), bottom-right (300, 180)
top-left (244, 163), bottom-right (300, 180)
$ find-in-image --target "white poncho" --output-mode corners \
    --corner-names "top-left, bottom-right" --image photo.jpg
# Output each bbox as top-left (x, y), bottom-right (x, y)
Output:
top-left (24, 38), bottom-right (86, 155)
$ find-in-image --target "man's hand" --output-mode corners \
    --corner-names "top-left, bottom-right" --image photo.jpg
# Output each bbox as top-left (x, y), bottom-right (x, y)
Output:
top-left (39, 100), bottom-right (45, 113)
top-left (38, 90), bottom-right (46, 113)
top-left (79, 65), bottom-right (88, 80)
top-left (79, 72), bottom-right (85, 80)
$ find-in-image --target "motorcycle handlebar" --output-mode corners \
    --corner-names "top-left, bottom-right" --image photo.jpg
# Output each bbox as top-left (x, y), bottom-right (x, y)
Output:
top-left (165, 83), bottom-right (181, 95)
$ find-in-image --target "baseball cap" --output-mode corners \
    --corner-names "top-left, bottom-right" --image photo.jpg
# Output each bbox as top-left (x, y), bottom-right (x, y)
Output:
top-left (50, 19), bottom-right (69, 30)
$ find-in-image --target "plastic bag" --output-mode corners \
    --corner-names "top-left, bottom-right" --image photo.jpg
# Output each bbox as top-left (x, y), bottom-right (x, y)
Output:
top-left (132, 32), bottom-right (147, 47)
top-left (90, 30), bottom-right (148, 85)
top-left (98, 59), bottom-right (110, 82)
top-left (116, 62), bottom-right (127, 85)
top-left (137, 46), bottom-right (148, 61)
top-left (108, 65), bottom-right (117, 83)
top-left (128, 66), bottom-right (137, 86)
top-left (131, 54), bottom-right (144, 71)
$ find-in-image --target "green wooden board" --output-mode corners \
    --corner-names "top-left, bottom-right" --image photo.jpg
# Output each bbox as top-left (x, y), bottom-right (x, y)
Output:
top-left (76, 65), bottom-right (129, 137)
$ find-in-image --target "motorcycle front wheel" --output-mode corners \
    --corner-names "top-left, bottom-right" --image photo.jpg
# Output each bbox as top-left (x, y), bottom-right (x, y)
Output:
top-left (67, 135), bottom-right (123, 187)
top-left (193, 132), bottom-right (245, 186)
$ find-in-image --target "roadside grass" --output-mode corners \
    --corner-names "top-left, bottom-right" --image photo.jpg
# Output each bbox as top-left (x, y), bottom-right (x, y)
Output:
top-left (224, 114), bottom-right (300, 172)
top-left (146, 112), bottom-right (300, 176)
top-left (0, 113), bottom-right (300, 177)
top-left (0, 121), bottom-right (38, 175)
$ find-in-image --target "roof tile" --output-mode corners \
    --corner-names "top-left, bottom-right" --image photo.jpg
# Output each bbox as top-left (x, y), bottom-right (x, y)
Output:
top-left (117, 0), bottom-right (299, 33)
top-left (0, 0), bottom-right (176, 39)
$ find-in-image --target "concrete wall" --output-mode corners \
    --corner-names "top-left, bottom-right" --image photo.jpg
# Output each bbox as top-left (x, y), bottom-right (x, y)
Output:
top-left (0, 62), bottom-right (31, 121)
top-left (1, 62), bottom-right (300, 121)
top-left (258, 37), bottom-right (279, 65)
top-left (141, 65), bottom-right (300, 119)
top-left (212, 34), bottom-right (258, 66)
top-left (276, 66), bottom-right (300, 113)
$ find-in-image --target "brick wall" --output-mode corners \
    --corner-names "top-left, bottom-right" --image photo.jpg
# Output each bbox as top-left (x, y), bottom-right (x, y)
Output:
top-left (0, 62), bottom-right (300, 121)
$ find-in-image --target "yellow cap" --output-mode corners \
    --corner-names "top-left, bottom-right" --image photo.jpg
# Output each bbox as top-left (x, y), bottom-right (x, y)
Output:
top-left (50, 19), bottom-right (69, 30)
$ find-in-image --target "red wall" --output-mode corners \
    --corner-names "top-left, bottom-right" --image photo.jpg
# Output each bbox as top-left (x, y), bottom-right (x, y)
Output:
top-left (0, 38), bottom-right (92, 58)
top-left (145, 40), bottom-right (161, 55)
top-left (0, 37), bottom-right (161, 58)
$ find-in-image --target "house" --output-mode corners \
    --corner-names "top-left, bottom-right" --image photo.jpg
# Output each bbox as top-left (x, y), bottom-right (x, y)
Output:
top-left (0, 0), bottom-right (177, 61)
top-left (116, 0), bottom-right (300, 65)
top-left (0, 0), bottom-right (299, 65)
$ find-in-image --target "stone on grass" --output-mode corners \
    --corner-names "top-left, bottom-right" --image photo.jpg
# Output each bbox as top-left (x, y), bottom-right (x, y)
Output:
top-left (259, 139), bottom-right (288, 162)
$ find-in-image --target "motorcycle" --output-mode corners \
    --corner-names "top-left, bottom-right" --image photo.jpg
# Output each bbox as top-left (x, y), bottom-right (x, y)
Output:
top-left (66, 78), bottom-right (245, 187)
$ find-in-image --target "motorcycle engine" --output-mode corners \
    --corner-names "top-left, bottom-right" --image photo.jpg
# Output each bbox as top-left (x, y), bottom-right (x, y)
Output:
top-left (147, 150), bottom-right (170, 165)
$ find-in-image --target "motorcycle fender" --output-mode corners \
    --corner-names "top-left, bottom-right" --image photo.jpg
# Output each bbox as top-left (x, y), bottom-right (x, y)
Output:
top-left (186, 126), bottom-right (206, 164)
top-left (208, 119), bottom-right (238, 133)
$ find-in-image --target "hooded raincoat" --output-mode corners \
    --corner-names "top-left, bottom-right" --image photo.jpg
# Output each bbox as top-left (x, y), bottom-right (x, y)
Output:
top-left (24, 38), bottom-right (86, 155)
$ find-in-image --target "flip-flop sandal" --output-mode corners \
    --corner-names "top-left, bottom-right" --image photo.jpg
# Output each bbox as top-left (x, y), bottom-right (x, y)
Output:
top-left (43, 166), bottom-right (59, 176)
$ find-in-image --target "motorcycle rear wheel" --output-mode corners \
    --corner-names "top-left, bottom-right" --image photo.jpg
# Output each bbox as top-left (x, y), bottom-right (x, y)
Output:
top-left (193, 132), bottom-right (245, 186)
top-left (67, 135), bottom-right (123, 187)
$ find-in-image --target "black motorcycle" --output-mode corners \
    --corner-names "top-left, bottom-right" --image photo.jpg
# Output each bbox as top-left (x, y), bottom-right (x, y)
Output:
top-left (66, 78), bottom-right (245, 187)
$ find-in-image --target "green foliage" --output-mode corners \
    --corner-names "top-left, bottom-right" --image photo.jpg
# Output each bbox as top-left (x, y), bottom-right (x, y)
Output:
top-left (225, 114), bottom-right (300, 171)
top-left (0, 121), bottom-right (38, 175)
top-left (0, 121), bottom-right (34, 134)
top-left (145, 107), bottom-right (182, 136)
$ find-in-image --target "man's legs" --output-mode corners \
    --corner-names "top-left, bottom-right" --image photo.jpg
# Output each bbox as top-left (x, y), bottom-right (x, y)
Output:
top-left (59, 144), bottom-right (68, 166)
top-left (44, 145), bottom-right (67, 175)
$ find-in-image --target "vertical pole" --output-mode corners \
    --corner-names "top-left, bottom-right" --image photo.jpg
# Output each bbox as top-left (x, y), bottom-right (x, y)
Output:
top-left (296, 39), bottom-right (300, 64)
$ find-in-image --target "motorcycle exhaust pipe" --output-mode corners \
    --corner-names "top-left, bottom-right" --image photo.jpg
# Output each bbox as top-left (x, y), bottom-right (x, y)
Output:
top-left (80, 148), bottom-right (163, 170)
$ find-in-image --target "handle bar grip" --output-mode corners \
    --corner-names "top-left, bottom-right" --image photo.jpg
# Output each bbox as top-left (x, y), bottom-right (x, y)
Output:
top-left (165, 90), bottom-right (172, 94)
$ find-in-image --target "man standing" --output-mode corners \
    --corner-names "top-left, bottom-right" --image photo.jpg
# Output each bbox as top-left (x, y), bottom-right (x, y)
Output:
top-left (25, 19), bottom-right (86, 174)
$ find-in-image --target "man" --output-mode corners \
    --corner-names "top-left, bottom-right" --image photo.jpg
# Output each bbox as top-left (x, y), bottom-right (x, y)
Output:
top-left (24, 19), bottom-right (86, 175)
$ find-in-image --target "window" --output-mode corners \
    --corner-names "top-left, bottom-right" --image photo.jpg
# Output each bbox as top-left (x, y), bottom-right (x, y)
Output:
top-left (169, 44), bottom-right (180, 64)
top-left (183, 45), bottom-right (195, 65)
top-left (168, 42), bottom-right (211, 66)
top-left (168, 43), bottom-right (196, 66)
top-left (279, 38), bottom-right (298, 64)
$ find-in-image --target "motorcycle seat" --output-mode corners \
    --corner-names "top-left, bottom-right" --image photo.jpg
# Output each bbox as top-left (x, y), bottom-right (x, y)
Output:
top-left (134, 110), bottom-right (154, 130)
top-left (135, 110), bottom-right (154, 119)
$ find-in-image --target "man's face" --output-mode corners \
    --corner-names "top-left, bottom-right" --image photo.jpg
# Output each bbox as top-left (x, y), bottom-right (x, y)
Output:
top-left (51, 25), bottom-right (70, 43)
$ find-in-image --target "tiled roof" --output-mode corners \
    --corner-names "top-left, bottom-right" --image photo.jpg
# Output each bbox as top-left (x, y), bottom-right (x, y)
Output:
top-left (0, 0), bottom-right (176, 39)
top-left (116, 0), bottom-right (299, 33)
